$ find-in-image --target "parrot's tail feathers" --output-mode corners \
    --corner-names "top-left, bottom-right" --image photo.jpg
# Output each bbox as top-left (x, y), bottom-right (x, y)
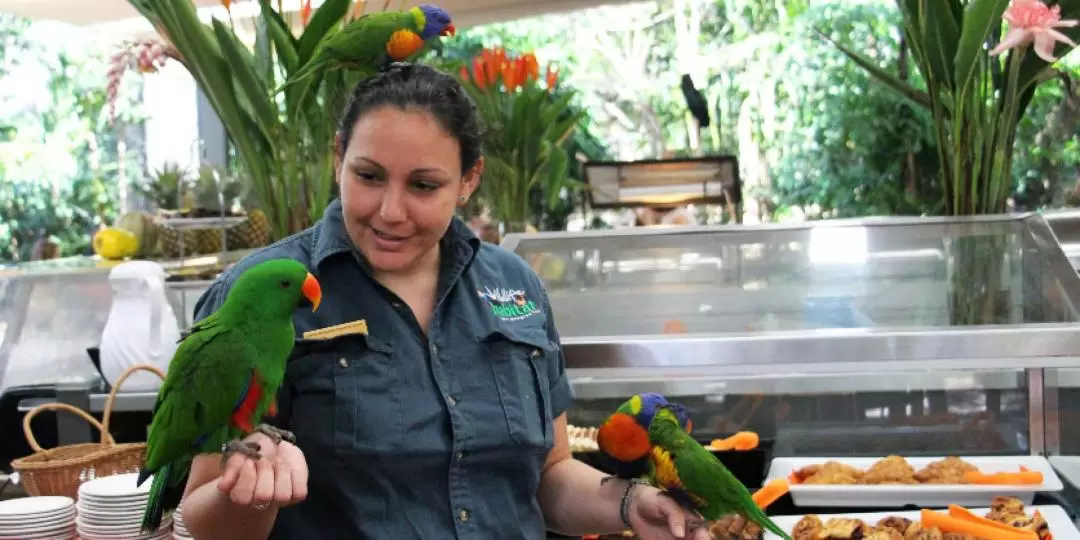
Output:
top-left (136, 467), bottom-right (153, 487)
top-left (139, 463), bottom-right (171, 534)
top-left (750, 508), bottom-right (792, 540)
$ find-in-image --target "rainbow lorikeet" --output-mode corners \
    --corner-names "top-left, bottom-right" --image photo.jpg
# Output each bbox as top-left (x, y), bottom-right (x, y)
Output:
top-left (137, 259), bottom-right (322, 533)
top-left (279, 3), bottom-right (455, 92)
top-left (596, 393), bottom-right (692, 481)
top-left (648, 407), bottom-right (792, 540)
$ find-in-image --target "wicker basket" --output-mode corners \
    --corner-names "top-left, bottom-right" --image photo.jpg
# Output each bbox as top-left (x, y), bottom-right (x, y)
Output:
top-left (10, 364), bottom-right (166, 499)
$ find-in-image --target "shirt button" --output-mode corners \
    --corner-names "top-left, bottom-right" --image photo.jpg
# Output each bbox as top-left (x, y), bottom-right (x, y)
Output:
top-left (459, 509), bottom-right (470, 523)
top-left (430, 343), bottom-right (438, 356)
top-left (530, 348), bottom-right (541, 359)
top-left (447, 395), bottom-right (456, 406)
top-left (456, 451), bottom-right (464, 460)
top-left (338, 357), bottom-right (348, 368)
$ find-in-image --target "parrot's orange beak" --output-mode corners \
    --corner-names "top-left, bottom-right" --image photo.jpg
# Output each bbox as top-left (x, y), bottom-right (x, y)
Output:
top-left (302, 273), bottom-right (322, 312)
top-left (441, 23), bottom-right (455, 37)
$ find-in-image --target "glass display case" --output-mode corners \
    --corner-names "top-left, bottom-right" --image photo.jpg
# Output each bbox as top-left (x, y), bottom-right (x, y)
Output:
top-left (502, 214), bottom-right (1080, 469)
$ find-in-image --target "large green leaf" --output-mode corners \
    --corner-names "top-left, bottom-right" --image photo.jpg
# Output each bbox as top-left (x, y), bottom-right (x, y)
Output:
top-left (953, 0), bottom-right (1009, 98)
top-left (211, 19), bottom-right (277, 139)
top-left (916, 0), bottom-right (961, 90)
top-left (297, 0), bottom-right (351, 63)
top-left (814, 29), bottom-right (932, 108)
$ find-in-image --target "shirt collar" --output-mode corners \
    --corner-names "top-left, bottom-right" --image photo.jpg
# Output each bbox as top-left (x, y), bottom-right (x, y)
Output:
top-left (311, 197), bottom-right (481, 273)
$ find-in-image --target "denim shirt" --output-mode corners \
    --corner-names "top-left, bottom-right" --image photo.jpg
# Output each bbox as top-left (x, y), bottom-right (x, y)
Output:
top-left (192, 198), bottom-right (574, 539)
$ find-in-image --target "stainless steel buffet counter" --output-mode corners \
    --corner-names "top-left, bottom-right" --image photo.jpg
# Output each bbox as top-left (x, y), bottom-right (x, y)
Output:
top-left (5, 213), bottom-right (1080, 465)
top-left (505, 213), bottom-right (1080, 458)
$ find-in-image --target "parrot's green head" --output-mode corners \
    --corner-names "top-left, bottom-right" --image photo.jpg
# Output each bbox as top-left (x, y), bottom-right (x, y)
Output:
top-left (412, 4), bottom-right (455, 39)
top-left (646, 406), bottom-right (685, 445)
top-left (224, 258), bottom-right (322, 317)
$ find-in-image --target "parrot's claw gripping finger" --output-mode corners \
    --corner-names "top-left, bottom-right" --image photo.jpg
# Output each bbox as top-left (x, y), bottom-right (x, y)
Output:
top-left (685, 519), bottom-right (709, 532)
top-left (220, 440), bottom-right (263, 469)
top-left (254, 423), bottom-right (296, 446)
top-left (599, 476), bottom-right (619, 486)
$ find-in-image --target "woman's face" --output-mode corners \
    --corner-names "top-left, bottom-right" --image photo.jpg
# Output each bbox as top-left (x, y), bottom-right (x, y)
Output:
top-left (336, 106), bottom-right (481, 274)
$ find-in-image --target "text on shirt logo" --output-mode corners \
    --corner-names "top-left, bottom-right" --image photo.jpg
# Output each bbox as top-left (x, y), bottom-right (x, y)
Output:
top-left (477, 287), bottom-right (540, 321)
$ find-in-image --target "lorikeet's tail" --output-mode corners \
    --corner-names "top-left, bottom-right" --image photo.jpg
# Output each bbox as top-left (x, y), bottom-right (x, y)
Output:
top-left (138, 463), bottom-right (184, 534)
top-left (743, 502), bottom-right (792, 540)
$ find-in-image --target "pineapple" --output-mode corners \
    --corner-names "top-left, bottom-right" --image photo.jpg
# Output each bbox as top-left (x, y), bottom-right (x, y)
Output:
top-left (226, 207), bottom-right (273, 250)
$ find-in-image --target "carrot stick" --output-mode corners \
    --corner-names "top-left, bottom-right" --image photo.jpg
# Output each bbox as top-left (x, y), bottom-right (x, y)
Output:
top-left (962, 470), bottom-right (1043, 485)
top-left (920, 509), bottom-right (1038, 540)
top-left (948, 505), bottom-right (1034, 534)
top-left (752, 478), bottom-right (789, 509)
top-left (710, 431), bottom-right (760, 451)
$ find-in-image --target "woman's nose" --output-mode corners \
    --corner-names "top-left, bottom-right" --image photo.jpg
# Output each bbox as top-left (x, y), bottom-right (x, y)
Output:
top-left (378, 186), bottom-right (407, 223)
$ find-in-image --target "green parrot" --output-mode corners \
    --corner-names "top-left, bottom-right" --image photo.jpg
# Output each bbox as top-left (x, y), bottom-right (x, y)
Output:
top-left (137, 258), bottom-right (323, 533)
top-left (647, 407), bottom-right (793, 540)
top-left (277, 3), bottom-right (455, 93)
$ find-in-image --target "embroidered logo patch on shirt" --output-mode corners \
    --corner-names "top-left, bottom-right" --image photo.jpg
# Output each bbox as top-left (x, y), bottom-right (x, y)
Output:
top-left (477, 287), bottom-right (540, 321)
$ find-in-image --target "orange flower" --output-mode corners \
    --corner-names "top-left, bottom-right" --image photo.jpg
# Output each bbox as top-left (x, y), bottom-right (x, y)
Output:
top-left (301, 0), bottom-right (312, 26)
top-left (471, 57), bottom-right (488, 90)
top-left (222, 0), bottom-right (231, 12)
top-left (351, 0), bottom-right (365, 21)
top-left (545, 65), bottom-right (558, 90)
top-left (521, 53), bottom-right (540, 81)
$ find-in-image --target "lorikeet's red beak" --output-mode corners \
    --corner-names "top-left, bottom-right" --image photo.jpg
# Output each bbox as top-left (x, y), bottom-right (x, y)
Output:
top-left (441, 24), bottom-right (455, 37)
top-left (596, 413), bottom-right (650, 462)
top-left (302, 273), bottom-right (322, 312)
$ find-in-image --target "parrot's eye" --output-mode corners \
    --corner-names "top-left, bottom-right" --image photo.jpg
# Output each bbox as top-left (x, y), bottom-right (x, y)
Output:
top-left (280, 280), bottom-right (290, 288)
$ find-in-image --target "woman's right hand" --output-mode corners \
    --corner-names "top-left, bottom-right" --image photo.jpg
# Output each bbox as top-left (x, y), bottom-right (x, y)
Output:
top-left (216, 432), bottom-right (309, 509)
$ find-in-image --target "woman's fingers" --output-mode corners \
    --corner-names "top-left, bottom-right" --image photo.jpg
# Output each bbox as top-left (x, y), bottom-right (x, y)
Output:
top-left (251, 453), bottom-right (276, 506)
top-left (283, 443), bottom-right (309, 504)
top-left (272, 458), bottom-right (294, 505)
top-left (227, 459), bottom-right (259, 506)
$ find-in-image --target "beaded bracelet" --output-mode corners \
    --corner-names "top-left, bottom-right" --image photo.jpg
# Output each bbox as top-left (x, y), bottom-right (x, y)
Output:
top-left (619, 478), bottom-right (646, 531)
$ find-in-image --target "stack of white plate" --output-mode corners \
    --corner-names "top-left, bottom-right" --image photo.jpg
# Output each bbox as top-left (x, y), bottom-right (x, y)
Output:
top-left (76, 472), bottom-right (172, 540)
top-left (0, 496), bottom-right (76, 539)
top-left (172, 504), bottom-right (192, 540)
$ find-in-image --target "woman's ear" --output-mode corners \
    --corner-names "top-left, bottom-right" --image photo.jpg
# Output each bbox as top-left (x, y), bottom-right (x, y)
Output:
top-left (462, 156), bottom-right (484, 198)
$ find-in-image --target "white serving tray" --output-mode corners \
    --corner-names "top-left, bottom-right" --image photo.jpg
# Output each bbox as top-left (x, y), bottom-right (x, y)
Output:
top-left (764, 456), bottom-right (1064, 507)
top-left (763, 506), bottom-right (1080, 540)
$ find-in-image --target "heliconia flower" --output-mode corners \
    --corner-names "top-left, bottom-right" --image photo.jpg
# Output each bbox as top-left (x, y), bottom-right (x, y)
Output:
top-left (107, 39), bottom-right (176, 124)
top-left (989, 0), bottom-right (1078, 62)
top-left (301, 0), bottom-right (312, 26)
top-left (221, 0), bottom-right (231, 12)
top-left (471, 57), bottom-right (487, 90)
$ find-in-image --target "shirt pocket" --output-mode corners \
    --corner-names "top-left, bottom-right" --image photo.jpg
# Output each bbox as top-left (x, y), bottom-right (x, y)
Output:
top-left (287, 334), bottom-right (403, 458)
top-left (480, 325), bottom-right (556, 451)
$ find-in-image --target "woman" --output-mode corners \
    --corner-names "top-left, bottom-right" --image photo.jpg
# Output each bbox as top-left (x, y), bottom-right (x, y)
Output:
top-left (179, 63), bottom-right (709, 540)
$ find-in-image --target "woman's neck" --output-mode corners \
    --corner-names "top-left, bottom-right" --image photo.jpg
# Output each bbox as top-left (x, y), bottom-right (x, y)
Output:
top-left (373, 244), bottom-right (441, 286)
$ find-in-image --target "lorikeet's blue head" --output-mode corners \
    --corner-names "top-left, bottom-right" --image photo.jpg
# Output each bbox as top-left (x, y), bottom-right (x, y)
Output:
top-left (596, 393), bottom-right (693, 479)
top-left (417, 4), bottom-right (455, 39)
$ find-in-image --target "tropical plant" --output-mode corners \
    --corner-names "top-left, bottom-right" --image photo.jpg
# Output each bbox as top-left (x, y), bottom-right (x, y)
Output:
top-left (457, 47), bottom-right (584, 232)
top-left (119, 0), bottom-right (439, 239)
top-left (820, 0), bottom-right (1080, 216)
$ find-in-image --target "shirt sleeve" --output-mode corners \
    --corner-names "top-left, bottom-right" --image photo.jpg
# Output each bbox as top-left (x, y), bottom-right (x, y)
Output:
top-left (540, 286), bottom-right (574, 417)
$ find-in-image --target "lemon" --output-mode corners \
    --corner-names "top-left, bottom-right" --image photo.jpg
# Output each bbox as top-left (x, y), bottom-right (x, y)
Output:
top-left (93, 227), bottom-right (139, 260)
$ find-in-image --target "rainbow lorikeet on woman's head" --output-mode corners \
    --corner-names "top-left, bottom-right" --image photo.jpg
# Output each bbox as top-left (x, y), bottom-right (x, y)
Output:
top-left (137, 258), bottom-right (322, 533)
top-left (596, 393), bottom-right (692, 480)
top-left (648, 407), bottom-right (792, 540)
top-left (279, 3), bottom-right (454, 92)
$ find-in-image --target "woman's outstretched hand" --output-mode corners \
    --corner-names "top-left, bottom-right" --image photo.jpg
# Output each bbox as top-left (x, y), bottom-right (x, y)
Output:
top-left (216, 432), bottom-right (309, 509)
top-left (628, 485), bottom-right (713, 540)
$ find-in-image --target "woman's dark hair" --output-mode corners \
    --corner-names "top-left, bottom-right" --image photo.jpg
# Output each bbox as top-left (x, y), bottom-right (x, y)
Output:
top-left (337, 62), bottom-right (483, 174)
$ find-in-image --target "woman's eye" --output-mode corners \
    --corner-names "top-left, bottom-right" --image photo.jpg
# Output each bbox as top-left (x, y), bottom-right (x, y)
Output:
top-left (411, 181), bottom-right (439, 193)
top-left (355, 170), bottom-right (380, 182)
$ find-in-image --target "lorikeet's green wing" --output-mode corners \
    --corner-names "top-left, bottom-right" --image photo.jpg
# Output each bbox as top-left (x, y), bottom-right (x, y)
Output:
top-left (142, 313), bottom-right (261, 472)
top-left (280, 11), bottom-right (416, 91)
top-left (668, 441), bottom-right (792, 540)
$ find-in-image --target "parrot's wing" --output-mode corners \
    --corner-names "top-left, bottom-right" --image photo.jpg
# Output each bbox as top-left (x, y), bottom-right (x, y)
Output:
top-left (142, 315), bottom-right (263, 472)
top-left (668, 437), bottom-right (744, 520)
